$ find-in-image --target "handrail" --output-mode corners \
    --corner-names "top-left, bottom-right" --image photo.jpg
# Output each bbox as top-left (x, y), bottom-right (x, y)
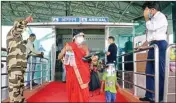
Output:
top-left (117, 77), bottom-right (155, 94)
top-left (1, 60), bottom-right (7, 62)
top-left (117, 70), bottom-right (154, 77)
top-left (164, 44), bottom-right (176, 102)
top-left (1, 47), bottom-right (7, 51)
top-left (1, 54), bottom-right (50, 92)
top-left (117, 46), bottom-right (153, 58)
top-left (27, 55), bottom-right (50, 90)
top-left (28, 54), bottom-right (49, 60)
top-left (1, 48), bottom-right (48, 60)
top-left (116, 44), bottom-right (159, 102)
top-left (117, 59), bottom-right (154, 64)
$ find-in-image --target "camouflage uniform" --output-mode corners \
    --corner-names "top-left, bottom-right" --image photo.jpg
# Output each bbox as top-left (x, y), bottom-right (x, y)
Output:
top-left (6, 19), bottom-right (28, 103)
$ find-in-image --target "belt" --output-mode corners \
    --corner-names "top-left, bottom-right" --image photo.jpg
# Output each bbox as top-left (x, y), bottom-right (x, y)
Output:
top-left (151, 40), bottom-right (158, 42)
top-left (149, 40), bottom-right (166, 44)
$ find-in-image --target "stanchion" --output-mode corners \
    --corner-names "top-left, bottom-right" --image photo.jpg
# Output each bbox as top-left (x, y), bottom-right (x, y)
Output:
top-left (122, 52), bottom-right (125, 89)
top-left (164, 44), bottom-right (176, 102)
top-left (40, 58), bottom-right (43, 85)
top-left (46, 60), bottom-right (49, 82)
top-left (154, 44), bottom-right (159, 102)
top-left (1, 49), bottom-right (50, 101)
top-left (30, 56), bottom-right (33, 90)
top-left (133, 51), bottom-right (137, 96)
top-left (116, 45), bottom-right (159, 102)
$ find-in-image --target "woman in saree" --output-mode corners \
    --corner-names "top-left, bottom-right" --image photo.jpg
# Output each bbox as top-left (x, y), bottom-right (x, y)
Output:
top-left (58, 30), bottom-right (91, 102)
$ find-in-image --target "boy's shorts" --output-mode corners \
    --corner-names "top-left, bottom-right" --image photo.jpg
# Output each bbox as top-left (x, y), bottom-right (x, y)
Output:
top-left (105, 91), bottom-right (116, 102)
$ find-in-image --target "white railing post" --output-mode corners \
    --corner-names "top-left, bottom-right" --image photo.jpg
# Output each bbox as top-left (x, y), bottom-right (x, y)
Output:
top-left (133, 51), bottom-right (137, 96)
top-left (51, 47), bottom-right (55, 81)
top-left (40, 58), bottom-right (43, 85)
top-left (163, 45), bottom-right (170, 102)
top-left (154, 44), bottom-right (159, 102)
top-left (164, 44), bottom-right (176, 102)
top-left (122, 52), bottom-right (125, 89)
top-left (30, 56), bottom-right (33, 90)
top-left (46, 59), bottom-right (49, 82)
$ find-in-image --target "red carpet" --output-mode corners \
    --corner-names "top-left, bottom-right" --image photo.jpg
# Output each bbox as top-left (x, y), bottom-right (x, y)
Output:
top-left (27, 81), bottom-right (128, 102)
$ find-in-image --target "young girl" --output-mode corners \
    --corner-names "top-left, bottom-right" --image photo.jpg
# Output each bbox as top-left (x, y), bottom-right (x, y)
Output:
top-left (101, 64), bottom-right (120, 102)
top-left (89, 56), bottom-right (101, 92)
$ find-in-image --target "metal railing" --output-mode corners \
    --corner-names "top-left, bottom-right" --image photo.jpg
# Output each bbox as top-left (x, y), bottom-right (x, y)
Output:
top-left (27, 55), bottom-right (50, 90)
top-left (164, 44), bottom-right (176, 102)
top-left (116, 44), bottom-right (159, 102)
top-left (1, 47), bottom-right (51, 100)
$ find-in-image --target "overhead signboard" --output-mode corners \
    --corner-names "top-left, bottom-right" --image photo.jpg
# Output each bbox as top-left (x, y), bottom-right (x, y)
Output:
top-left (52, 17), bottom-right (109, 22)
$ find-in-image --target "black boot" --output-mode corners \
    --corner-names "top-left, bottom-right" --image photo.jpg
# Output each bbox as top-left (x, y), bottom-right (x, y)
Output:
top-left (139, 97), bottom-right (151, 101)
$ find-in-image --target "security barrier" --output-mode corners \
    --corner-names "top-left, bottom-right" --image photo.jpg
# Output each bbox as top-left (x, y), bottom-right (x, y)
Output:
top-left (164, 44), bottom-right (176, 102)
top-left (26, 55), bottom-right (50, 90)
top-left (116, 44), bottom-right (159, 102)
top-left (1, 47), bottom-right (51, 101)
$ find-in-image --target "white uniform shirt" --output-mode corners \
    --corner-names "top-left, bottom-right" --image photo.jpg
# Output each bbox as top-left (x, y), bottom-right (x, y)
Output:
top-left (26, 39), bottom-right (41, 55)
top-left (146, 11), bottom-right (168, 42)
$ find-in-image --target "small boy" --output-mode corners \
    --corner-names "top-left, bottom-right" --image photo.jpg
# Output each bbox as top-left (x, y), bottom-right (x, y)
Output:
top-left (101, 64), bottom-right (120, 102)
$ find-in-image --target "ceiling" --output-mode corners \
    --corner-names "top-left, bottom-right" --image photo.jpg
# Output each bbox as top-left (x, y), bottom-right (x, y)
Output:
top-left (1, 1), bottom-right (172, 25)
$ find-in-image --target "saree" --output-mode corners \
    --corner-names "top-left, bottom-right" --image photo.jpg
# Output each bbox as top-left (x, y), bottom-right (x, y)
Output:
top-left (65, 42), bottom-right (90, 102)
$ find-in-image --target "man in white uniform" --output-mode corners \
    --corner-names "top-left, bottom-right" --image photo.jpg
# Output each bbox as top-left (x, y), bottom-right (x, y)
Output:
top-left (138, 2), bottom-right (168, 102)
top-left (26, 33), bottom-right (44, 87)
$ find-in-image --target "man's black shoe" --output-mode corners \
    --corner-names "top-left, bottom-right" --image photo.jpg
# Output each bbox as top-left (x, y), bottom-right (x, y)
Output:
top-left (139, 97), bottom-right (151, 101)
top-left (150, 100), bottom-right (155, 103)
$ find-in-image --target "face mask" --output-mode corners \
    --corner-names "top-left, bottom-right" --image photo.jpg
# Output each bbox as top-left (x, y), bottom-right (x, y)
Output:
top-left (106, 65), bottom-right (115, 76)
top-left (106, 69), bottom-right (111, 76)
top-left (75, 36), bottom-right (84, 44)
top-left (148, 10), bottom-right (153, 18)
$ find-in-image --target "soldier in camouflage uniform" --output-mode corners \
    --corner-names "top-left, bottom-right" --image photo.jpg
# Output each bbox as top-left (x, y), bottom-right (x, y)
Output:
top-left (6, 16), bottom-right (32, 102)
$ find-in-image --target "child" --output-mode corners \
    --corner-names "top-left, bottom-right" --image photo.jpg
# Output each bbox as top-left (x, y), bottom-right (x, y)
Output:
top-left (101, 64), bottom-right (120, 102)
top-left (89, 55), bottom-right (101, 92)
